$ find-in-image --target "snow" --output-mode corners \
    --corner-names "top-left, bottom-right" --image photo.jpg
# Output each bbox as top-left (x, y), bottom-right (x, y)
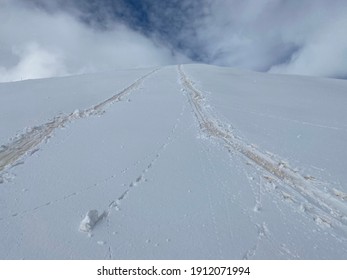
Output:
top-left (0, 64), bottom-right (347, 259)
top-left (79, 210), bottom-right (105, 233)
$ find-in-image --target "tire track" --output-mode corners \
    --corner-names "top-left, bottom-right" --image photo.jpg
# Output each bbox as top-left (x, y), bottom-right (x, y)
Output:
top-left (0, 68), bottom-right (159, 176)
top-left (178, 65), bottom-right (347, 233)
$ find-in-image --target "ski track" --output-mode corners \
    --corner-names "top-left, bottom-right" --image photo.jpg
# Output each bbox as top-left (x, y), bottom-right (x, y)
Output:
top-left (2, 65), bottom-right (346, 258)
top-left (178, 65), bottom-right (347, 237)
top-left (0, 68), bottom-right (160, 178)
top-left (225, 154), bottom-right (299, 259)
top-left (0, 85), bottom-right (187, 226)
top-left (1, 79), bottom-right (187, 260)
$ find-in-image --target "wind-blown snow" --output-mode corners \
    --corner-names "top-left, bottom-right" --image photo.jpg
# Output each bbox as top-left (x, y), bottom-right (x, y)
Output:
top-left (0, 64), bottom-right (346, 259)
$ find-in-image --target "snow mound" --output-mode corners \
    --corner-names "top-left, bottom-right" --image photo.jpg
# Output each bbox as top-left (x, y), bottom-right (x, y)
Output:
top-left (79, 210), bottom-right (105, 232)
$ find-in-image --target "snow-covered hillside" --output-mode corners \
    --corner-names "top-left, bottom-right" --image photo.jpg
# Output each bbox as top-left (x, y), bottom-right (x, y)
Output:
top-left (0, 64), bottom-right (347, 259)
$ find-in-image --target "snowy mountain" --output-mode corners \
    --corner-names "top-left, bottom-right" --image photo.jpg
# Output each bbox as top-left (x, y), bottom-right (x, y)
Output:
top-left (0, 64), bottom-right (347, 259)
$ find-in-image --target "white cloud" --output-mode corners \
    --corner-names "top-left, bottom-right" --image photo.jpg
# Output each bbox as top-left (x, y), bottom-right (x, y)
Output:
top-left (0, 0), bottom-right (188, 82)
top-left (1, 0), bottom-right (346, 80)
top-left (180, 0), bottom-right (347, 78)
top-left (0, 42), bottom-right (66, 82)
top-left (269, 15), bottom-right (347, 77)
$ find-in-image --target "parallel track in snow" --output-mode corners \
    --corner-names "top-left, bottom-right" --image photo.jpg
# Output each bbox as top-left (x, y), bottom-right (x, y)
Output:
top-left (0, 68), bottom-right (159, 175)
top-left (178, 65), bottom-right (347, 233)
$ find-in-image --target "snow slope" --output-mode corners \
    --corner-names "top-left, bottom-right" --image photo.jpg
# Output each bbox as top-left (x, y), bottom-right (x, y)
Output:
top-left (0, 64), bottom-right (347, 259)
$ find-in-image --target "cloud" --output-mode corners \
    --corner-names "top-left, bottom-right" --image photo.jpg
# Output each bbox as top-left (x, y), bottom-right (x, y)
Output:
top-left (0, 0), bottom-right (188, 82)
top-left (1, 0), bottom-right (346, 80)
top-left (106, 0), bottom-right (346, 78)
top-left (269, 14), bottom-right (347, 78)
top-left (0, 42), bottom-right (66, 81)
top-left (184, 0), bottom-right (347, 78)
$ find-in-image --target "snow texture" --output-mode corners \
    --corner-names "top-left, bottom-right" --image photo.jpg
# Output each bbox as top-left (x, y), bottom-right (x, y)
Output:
top-left (0, 64), bottom-right (347, 259)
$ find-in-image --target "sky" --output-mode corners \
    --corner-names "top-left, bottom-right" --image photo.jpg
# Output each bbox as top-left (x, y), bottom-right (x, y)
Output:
top-left (1, 0), bottom-right (347, 82)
